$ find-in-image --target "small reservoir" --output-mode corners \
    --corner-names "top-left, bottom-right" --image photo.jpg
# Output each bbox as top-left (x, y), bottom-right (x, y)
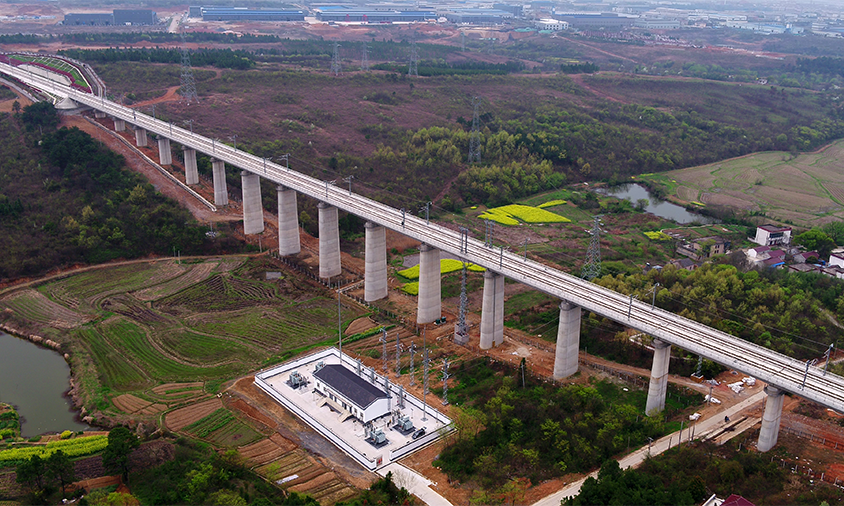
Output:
top-left (599, 183), bottom-right (716, 224)
top-left (0, 331), bottom-right (87, 437)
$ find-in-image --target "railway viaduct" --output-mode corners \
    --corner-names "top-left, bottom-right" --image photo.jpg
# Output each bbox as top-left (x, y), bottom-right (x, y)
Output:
top-left (3, 60), bottom-right (844, 453)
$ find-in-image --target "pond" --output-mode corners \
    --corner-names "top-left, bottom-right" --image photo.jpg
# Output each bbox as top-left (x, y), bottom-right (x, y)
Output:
top-left (598, 183), bottom-right (717, 224)
top-left (0, 331), bottom-right (88, 437)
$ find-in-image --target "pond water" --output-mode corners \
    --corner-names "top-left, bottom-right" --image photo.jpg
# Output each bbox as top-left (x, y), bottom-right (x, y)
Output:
top-left (0, 331), bottom-right (87, 437)
top-left (599, 183), bottom-right (717, 224)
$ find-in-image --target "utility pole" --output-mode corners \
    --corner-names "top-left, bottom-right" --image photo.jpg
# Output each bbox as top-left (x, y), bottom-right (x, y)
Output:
top-left (422, 347), bottom-right (429, 421)
top-left (409, 343), bottom-right (417, 385)
top-left (338, 292), bottom-right (343, 362)
top-left (381, 328), bottom-right (388, 374)
top-left (420, 201), bottom-right (432, 225)
top-left (484, 219), bottom-right (494, 248)
top-left (395, 331), bottom-right (401, 376)
top-left (468, 96), bottom-right (481, 163)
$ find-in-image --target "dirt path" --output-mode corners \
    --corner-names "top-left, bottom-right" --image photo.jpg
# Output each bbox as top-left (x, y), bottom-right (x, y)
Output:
top-left (569, 74), bottom-right (629, 104)
top-left (131, 85), bottom-right (182, 108)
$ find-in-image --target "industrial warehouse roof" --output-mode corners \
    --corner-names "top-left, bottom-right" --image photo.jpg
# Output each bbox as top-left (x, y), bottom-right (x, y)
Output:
top-left (201, 8), bottom-right (304, 15)
top-left (314, 365), bottom-right (387, 409)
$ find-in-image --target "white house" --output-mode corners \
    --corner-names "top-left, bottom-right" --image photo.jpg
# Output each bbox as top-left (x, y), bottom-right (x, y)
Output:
top-left (313, 364), bottom-right (390, 423)
top-left (829, 253), bottom-right (844, 269)
top-left (753, 225), bottom-right (791, 247)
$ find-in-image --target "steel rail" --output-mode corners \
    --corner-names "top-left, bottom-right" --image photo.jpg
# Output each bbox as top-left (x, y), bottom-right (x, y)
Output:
top-left (6, 63), bottom-right (843, 412)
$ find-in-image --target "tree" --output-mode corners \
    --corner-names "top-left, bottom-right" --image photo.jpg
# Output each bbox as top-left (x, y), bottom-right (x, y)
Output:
top-left (12, 100), bottom-right (20, 115)
top-left (47, 450), bottom-right (75, 495)
top-left (20, 101), bottom-right (58, 132)
top-left (636, 198), bottom-right (650, 211)
top-left (794, 228), bottom-right (835, 258)
top-left (821, 221), bottom-right (844, 245)
top-left (102, 427), bottom-right (140, 482)
top-left (16, 454), bottom-right (47, 492)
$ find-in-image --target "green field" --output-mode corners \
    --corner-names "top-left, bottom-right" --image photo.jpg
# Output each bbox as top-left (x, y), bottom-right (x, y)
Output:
top-left (11, 54), bottom-right (90, 90)
top-left (1, 258), bottom-right (364, 414)
top-left (183, 408), bottom-right (262, 447)
top-left (641, 139), bottom-right (844, 227)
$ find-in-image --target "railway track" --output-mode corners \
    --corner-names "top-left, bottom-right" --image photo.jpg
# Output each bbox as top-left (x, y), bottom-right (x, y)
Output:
top-left (5, 62), bottom-right (843, 412)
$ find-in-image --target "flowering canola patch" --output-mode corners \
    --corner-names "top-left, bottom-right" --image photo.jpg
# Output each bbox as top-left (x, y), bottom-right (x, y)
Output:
top-left (479, 205), bottom-right (570, 225)
top-left (398, 259), bottom-right (485, 280)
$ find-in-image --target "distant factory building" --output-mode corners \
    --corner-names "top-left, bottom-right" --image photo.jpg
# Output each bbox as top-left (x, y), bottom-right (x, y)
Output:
top-left (313, 365), bottom-right (390, 423)
top-left (443, 9), bottom-right (514, 24)
top-left (199, 7), bottom-right (305, 21)
top-left (494, 4), bottom-right (524, 17)
top-left (315, 7), bottom-right (434, 23)
top-left (64, 9), bottom-right (157, 26)
top-left (634, 18), bottom-right (681, 29)
top-left (554, 12), bottom-right (636, 29)
top-left (114, 9), bottom-right (157, 25)
top-left (536, 18), bottom-right (568, 30)
top-left (63, 13), bottom-right (114, 25)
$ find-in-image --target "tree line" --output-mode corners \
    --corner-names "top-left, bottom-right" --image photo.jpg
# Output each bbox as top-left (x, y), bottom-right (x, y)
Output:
top-left (59, 48), bottom-right (255, 70)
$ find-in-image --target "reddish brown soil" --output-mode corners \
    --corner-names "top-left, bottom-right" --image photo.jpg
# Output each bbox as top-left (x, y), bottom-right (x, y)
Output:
top-left (164, 397), bottom-right (222, 431)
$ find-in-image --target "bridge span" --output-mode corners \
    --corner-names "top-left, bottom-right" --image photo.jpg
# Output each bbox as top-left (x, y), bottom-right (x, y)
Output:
top-left (4, 60), bottom-right (843, 453)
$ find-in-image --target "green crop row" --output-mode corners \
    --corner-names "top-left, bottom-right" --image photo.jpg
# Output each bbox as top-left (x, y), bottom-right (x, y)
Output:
top-left (74, 326), bottom-right (149, 391)
top-left (397, 259), bottom-right (484, 280)
top-left (0, 435), bottom-right (108, 464)
top-left (183, 409), bottom-right (235, 438)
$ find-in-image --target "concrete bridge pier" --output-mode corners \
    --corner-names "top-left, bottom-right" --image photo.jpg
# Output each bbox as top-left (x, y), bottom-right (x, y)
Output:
top-left (757, 386), bottom-right (785, 452)
top-left (183, 147), bottom-right (198, 185)
top-left (553, 301), bottom-right (581, 379)
top-left (133, 126), bottom-right (147, 147)
top-left (277, 186), bottom-right (300, 256)
top-left (416, 243), bottom-right (441, 324)
top-left (113, 118), bottom-right (125, 132)
top-left (318, 202), bottom-right (341, 279)
top-left (364, 222), bottom-right (388, 301)
top-left (157, 137), bottom-right (172, 165)
top-left (241, 171), bottom-right (264, 235)
top-left (479, 270), bottom-right (505, 349)
top-left (95, 110), bottom-right (106, 119)
top-left (210, 158), bottom-right (228, 206)
top-left (646, 338), bottom-right (672, 415)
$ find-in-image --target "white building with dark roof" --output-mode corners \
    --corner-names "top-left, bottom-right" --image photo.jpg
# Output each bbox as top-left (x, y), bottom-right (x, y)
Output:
top-left (313, 364), bottom-right (390, 423)
top-left (753, 225), bottom-right (791, 247)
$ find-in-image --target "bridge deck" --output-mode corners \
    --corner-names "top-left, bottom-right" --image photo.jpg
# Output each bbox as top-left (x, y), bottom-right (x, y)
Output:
top-left (4, 62), bottom-right (843, 413)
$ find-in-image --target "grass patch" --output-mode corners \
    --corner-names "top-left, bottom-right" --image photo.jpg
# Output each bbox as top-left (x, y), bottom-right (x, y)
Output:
top-left (397, 259), bottom-right (484, 280)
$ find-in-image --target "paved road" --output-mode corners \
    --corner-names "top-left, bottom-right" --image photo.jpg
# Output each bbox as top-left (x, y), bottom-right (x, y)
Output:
top-left (530, 390), bottom-right (767, 506)
top-left (378, 462), bottom-right (452, 506)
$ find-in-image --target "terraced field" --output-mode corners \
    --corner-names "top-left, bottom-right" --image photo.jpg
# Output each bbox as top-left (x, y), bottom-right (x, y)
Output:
top-left (0, 257), bottom-right (365, 429)
top-left (642, 139), bottom-right (844, 227)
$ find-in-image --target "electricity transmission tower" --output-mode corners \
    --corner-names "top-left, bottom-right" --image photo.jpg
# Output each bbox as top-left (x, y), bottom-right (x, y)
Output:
top-left (581, 215), bottom-right (603, 280)
top-left (179, 25), bottom-right (198, 105)
top-left (395, 332), bottom-right (401, 376)
top-left (454, 263), bottom-right (469, 345)
top-left (442, 358), bottom-right (450, 405)
top-left (331, 42), bottom-right (342, 76)
top-left (408, 343), bottom-right (417, 386)
top-left (408, 34), bottom-right (419, 77)
top-left (422, 347), bottom-right (429, 421)
top-left (380, 329), bottom-right (388, 374)
top-left (468, 96), bottom-right (481, 163)
top-left (361, 41), bottom-right (370, 71)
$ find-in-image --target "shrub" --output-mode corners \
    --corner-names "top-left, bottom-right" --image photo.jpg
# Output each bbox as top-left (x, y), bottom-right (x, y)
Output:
top-left (60, 430), bottom-right (73, 440)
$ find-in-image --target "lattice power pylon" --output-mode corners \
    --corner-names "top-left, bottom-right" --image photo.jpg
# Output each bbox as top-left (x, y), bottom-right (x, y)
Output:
top-left (442, 358), bottom-right (450, 405)
top-left (408, 34), bottom-right (419, 77)
top-left (409, 343), bottom-right (417, 386)
top-left (454, 263), bottom-right (469, 345)
top-left (468, 96), bottom-right (481, 163)
top-left (331, 42), bottom-right (342, 76)
top-left (361, 41), bottom-right (370, 71)
top-left (581, 215), bottom-right (603, 280)
top-left (380, 328), bottom-right (388, 374)
top-left (179, 26), bottom-right (198, 105)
